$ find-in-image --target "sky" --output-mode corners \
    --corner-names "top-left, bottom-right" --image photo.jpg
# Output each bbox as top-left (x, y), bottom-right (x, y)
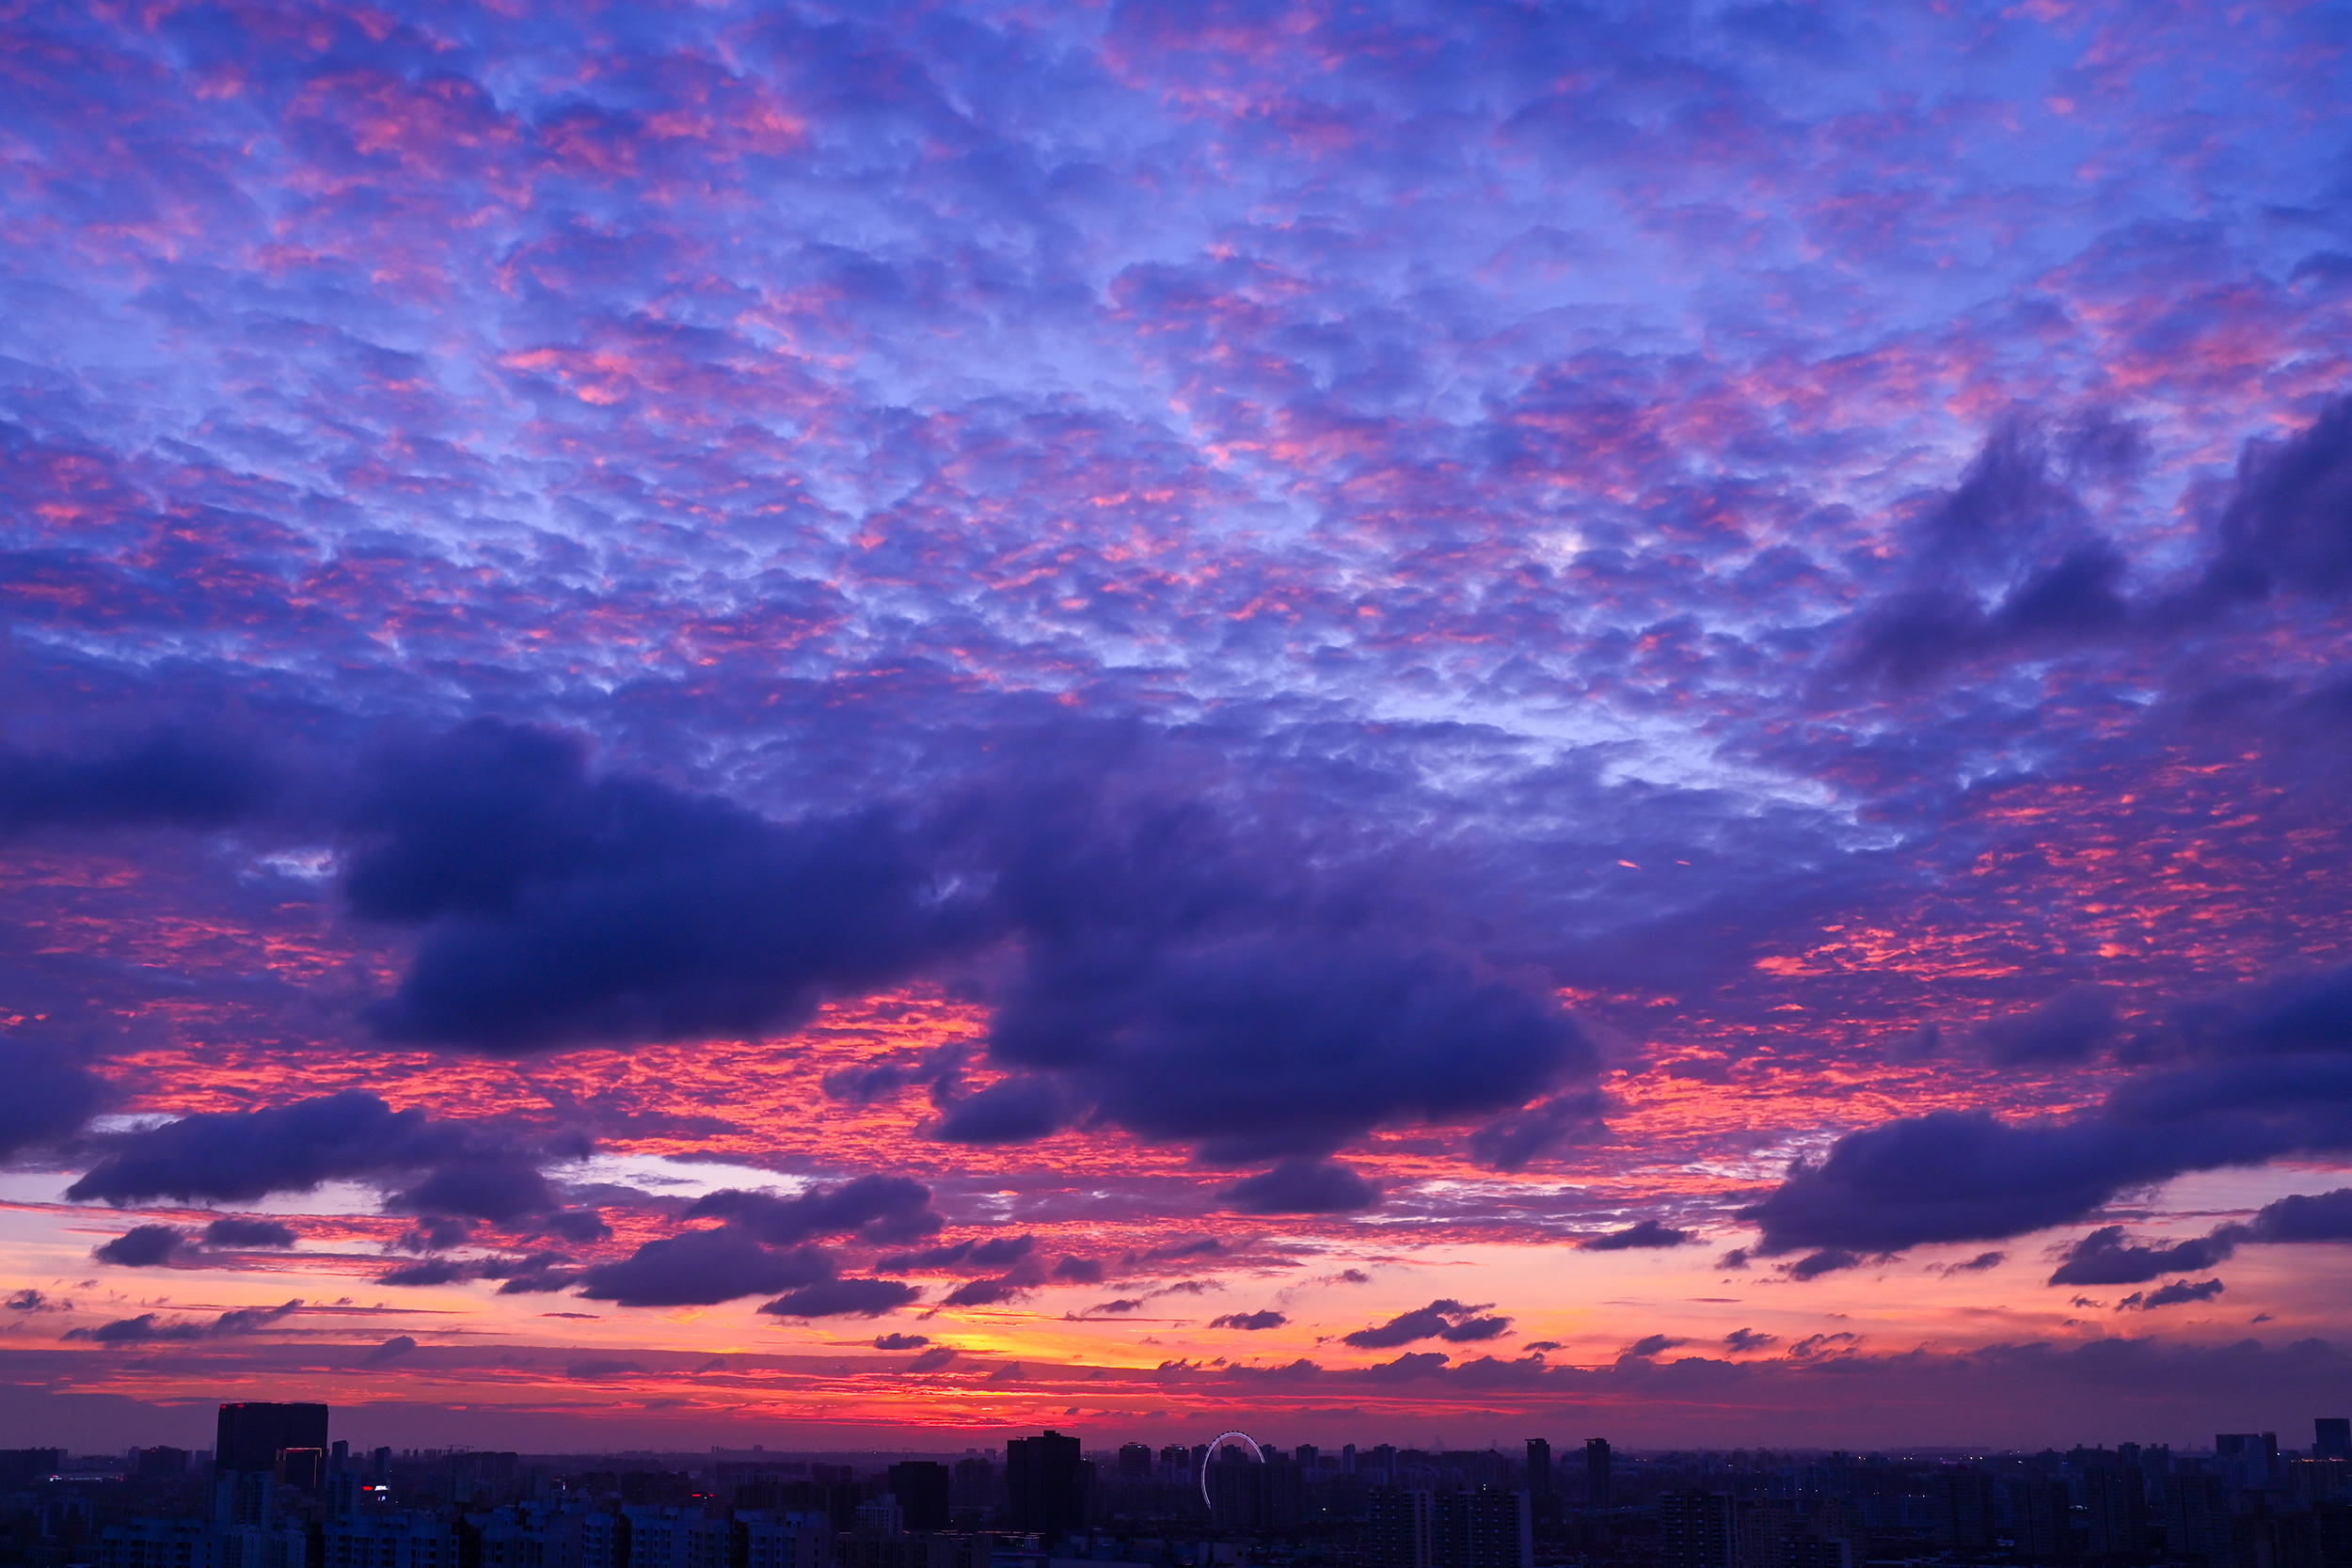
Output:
top-left (3, 0), bottom-right (2352, 1458)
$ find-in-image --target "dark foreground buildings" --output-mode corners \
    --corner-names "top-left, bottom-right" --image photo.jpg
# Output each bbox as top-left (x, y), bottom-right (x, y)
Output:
top-left (15, 1408), bottom-right (2352, 1568)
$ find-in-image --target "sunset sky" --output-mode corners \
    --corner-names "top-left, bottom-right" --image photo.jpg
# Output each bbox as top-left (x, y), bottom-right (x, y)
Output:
top-left (4, 0), bottom-right (2352, 1457)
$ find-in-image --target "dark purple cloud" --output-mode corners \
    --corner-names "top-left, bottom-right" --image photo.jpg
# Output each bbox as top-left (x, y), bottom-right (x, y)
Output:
top-left (1210, 1310), bottom-right (1287, 1331)
top-left (1341, 1299), bottom-right (1512, 1350)
top-left (1218, 1160), bottom-right (1379, 1214)
top-left (202, 1217), bottom-right (298, 1249)
top-left (0, 729), bottom-right (269, 838)
top-left (1581, 1219), bottom-right (1693, 1251)
top-left (690, 1175), bottom-right (943, 1247)
top-left (2120, 1278), bottom-right (2226, 1311)
top-left (91, 1226), bottom-right (186, 1267)
top-left (575, 1229), bottom-right (836, 1308)
top-left (346, 720), bottom-right (986, 1051)
top-left (757, 1278), bottom-right (923, 1319)
top-left (2048, 1227), bottom-right (2240, 1287)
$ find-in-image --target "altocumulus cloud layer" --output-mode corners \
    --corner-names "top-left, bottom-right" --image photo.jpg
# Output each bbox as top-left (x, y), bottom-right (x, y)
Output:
top-left (2, 0), bottom-right (2352, 1446)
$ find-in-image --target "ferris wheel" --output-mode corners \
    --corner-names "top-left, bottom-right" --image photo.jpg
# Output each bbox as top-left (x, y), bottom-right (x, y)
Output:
top-left (1200, 1431), bottom-right (1264, 1510)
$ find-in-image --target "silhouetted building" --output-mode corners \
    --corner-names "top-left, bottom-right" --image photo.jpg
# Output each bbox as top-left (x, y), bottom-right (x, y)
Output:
top-left (888, 1462), bottom-right (951, 1531)
top-left (2318, 1420), bottom-right (2352, 1463)
top-left (1928, 1471), bottom-right (1994, 1554)
top-left (949, 1456), bottom-right (993, 1514)
top-left (135, 1447), bottom-right (191, 1481)
top-left (216, 1405), bottom-right (328, 1477)
top-left (742, 1516), bottom-right (834, 1568)
top-left (1432, 1489), bottom-right (1531, 1568)
top-left (1117, 1445), bottom-right (1152, 1481)
top-left (1525, 1442), bottom-right (1550, 1500)
top-left (323, 1513), bottom-right (459, 1568)
top-left (1658, 1492), bottom-right (1733, 1568)
top-left (1006, 1431), bottom-right (1085, 1536)
top-left (2081, 1458), bottom-right (2147, 1559)
top-left (1783, 1540), bottom-right (1849, 1568)
top-left (0, 1449), bottom-right (63, 1487)
top-left (2217, 1433), bottom-right (2279, 1492)
top-left (1208, 1444), bottom-right (1263, 1531)
top-left (2020, 1476), bottom-right (2074, 1563)
top-left (1584, 1441), bottom-right (1612, 1510)
top-left (277, 1449), bottom-right (325, 1491)
top-left (1370, 1488), bottom-right (1432, 1568)
top-left (2166, 1472), bottom-right (2231, 1566)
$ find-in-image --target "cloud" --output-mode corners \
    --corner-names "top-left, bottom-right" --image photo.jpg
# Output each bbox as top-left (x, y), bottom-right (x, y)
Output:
top-left (1975, 987), bottom-right (2121, 1067)
top-left (203, 1217), bottom-right (299, 1248)
top-left (2119, 1278), bottom-right (2225, 1310)
top-left (1218, 1159), bottom-right (1379, 1214)
top-left (1741, 968), bottom-right (2352, 1257)
top-left (576, 1229), bottom-right (837, 1307)
top-left (1782, 1248), bottom-right (1863, 1280)
top-left (757, 1278), bottom-right (923, 1318)
top-left (940, 1275), bottom-right (1032, 1307)
top-left (2243, 1187), bottom-right (2352, 1242)
top-left (0, 729), bottom-right (268, 837)
top-left (1341, 1299), bottom-right (1512, 1349)
top-left (345, 720), bottom-right (985, 1051)
top-left (904, 1346), bottom-right (958, 1371)
top-left (65, 1299), bottom-right (302, 1342)
top-left (1623, 1334), bottom-right (1687, 1358)
top-left (1470, 1091), bottom-right (1608, 1172)
top-left (363, 1335), bottom-right (418, 1364)
top-left (930, 1078), bottom-right (1069, 1145)
top-left (0, 1038), bottom-right (105, 1162)
top-left (93, 1225), bottom-right (187, 1267)
top-left (2206, 395), bottom-right (2352, 599)
top-left (380, 1258), bottom-right (471, 1287)
top-left (1209, 1310), bottom-right (1287, 1331)
top-left (1932, 1251), bottom-right (2007, 1276)
top-left (565, 1358), bottom-right (645, 1380)
top-left (2048, 1227), bottom-right (2239, 1287)
top-left (65, 1092), bottom-right (586, 1225)
top-left (1581, 1219), bottom-right (1692, 1251)
top-left (1724, 1328), bottom-right (1776, 1352)
top-left (1052, 1257), bottom-right (1104, 1284)
top-left (691, 1175), bottom-right (943, 1247)
top-left (872, 1333), bottom-right (930, 1350)
top-left (875, 1234), bottom-right (1033, 1274)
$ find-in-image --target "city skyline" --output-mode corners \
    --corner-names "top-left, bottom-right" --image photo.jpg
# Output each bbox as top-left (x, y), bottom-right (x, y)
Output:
top-left (5, 0), bottom-right (2352, 1451)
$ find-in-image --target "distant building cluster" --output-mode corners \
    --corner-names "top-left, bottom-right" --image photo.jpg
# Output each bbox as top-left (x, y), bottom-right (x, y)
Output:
top-left (1, 1409), bottom-right (2347, 1568)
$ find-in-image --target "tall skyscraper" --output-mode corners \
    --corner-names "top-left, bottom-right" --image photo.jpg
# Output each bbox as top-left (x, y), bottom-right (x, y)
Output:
top-left (1117, 1444), bottom-right (1152, 1481)
top-left (1208, 1444), bottom-right (1263, 1531)
top-left (2080, 1459), bottom-right (2147, 1559)
top-left (1005, 1431), bottom-right (1085, 1537)
top-left (1370, 1488), bottom-right (1432, 1568)
top-left (1583, 1440), bottom-right (1612, 1509)
top-left (1658, 1492), bottom-right (1734, 1568)
top-left (2316, 1419), bottom-right (2352, 1462)
top-left (1524, 1441), bottom-right (1551, 1499)
top-left (215, 1404), bottom-right (328, 1476)
top-left (888, 1461), bottom-right (952, 1531)
top-left (1431, 1489), bottom-right (1532, 1568)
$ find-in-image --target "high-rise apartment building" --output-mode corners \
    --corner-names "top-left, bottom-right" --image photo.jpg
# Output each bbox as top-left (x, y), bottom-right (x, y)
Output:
top-left (1657, 1492), bottom-right (1733, 1568)
top-left (215, 1406), bottom-right (328, 1478)
top-left (1583, 1441), bottom-right (1612, 1510)
top-left (1430, 1489), bottom-right (1531, 1568)
top-left (1369, 1488), bottom-right (1432, 1568)
top-left (1004, 1431), bottom-right (1085, 1537)
top-left (887, 1462), bottom-right (951, 1532)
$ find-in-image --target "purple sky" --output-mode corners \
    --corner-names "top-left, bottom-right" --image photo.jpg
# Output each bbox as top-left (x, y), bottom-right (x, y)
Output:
top-left (3, 0), bottom-right (2352, 1452)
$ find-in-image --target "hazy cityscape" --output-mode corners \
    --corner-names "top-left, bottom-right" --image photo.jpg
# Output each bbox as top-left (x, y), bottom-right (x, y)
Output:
top-left (7, 1405), bottom-right (2351, 1568)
